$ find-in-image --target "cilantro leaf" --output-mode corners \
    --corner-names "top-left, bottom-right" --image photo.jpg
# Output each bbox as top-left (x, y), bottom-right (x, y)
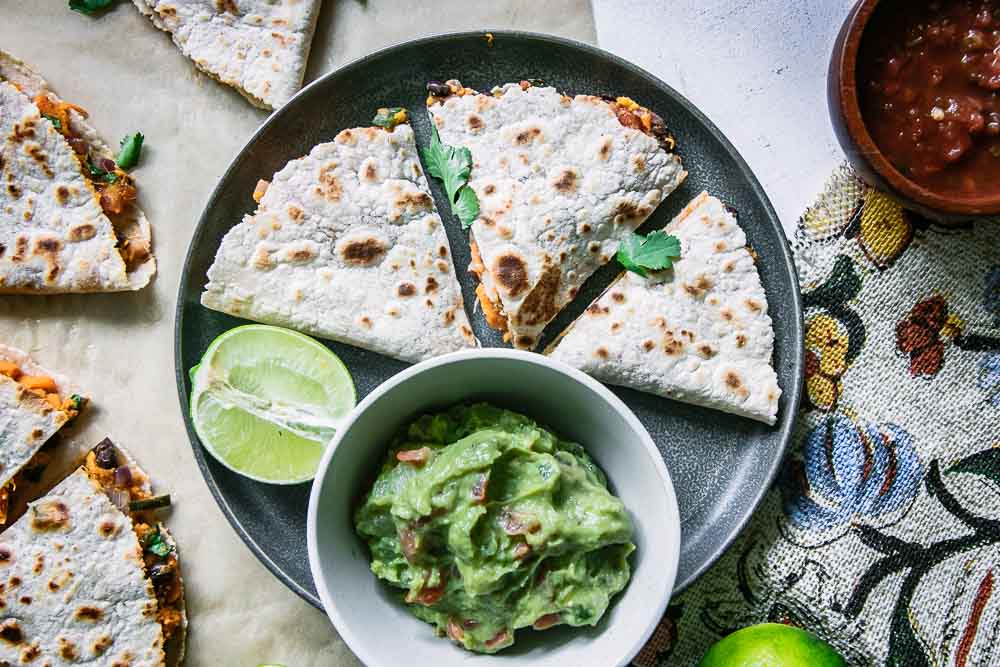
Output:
top-left (421, 125), bottom-right (480, 228)
top-left (42, 114), bottom-right (62, 130)
top-left (116, 132), bottom-right (144, 170)
top-left (422, 125), bottom-right (472, 202)
top-left (85, 157), bottom-right (119, 184)
top-left (143, 526), bottom-right (173, 558)
top-left (616, 230), bottom-right (681, 277)
top-left (371, 107), bottom-right (407, 129)
top-left (69, 0), bottom-right (116, 15)
top-left (453, 186), bottom-right (480, 229)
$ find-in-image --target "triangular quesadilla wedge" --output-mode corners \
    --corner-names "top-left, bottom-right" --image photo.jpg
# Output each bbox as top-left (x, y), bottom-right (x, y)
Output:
top-left (0, 52), bottom-right (155, 293)
top-left (549, 192), bottom-right (782, 424)
top-left (133, 0), bottom-right (321, 110)
top-left (0, 438), bottom-right (186, 666)
top-left (0, 344), bottom-right (85, 526)
top-left (202, 119), bottom-right (479, 363)
top-left (427, 80), bottom-right (687, 350)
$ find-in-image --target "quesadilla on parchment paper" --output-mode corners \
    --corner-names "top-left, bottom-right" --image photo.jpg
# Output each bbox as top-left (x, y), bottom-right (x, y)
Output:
top-left (549, 192), bottom-right (781, 424)
top-left (0, 439), bottom-right (186, 667)
top-left (133, 0), bottom-right (321, 110)
top-left (0, 51), bottom-right (155, 293)
top-left (427, 80), bottom-right (687, 350)
top-left (202, 119), bottom-right (479, 363)
top-left (0, 344), bottom-right (85, 526)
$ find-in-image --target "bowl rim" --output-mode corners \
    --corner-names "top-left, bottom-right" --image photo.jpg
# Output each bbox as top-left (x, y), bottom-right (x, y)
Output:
top-left (306, 348), bottom-right (681, 667)
top-left (833, 0), bottom-right (1000, 215)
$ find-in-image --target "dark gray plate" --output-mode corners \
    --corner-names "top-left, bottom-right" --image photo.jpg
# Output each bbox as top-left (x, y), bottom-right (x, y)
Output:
top-left (175, 31), bottom-right (804, 606)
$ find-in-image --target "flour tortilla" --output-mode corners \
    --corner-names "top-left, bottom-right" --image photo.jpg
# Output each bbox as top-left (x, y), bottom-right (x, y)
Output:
top-left (0, 469), bottom-right (174, 666)
top-left (133, 0), bottom-right (321, 110)
top-left (428, 81), bottom-right (686, 350)
top-left (0, 345), bottom-right (80, 494)
top-left (0, 52), bottom-right (155, 293)
top-left (549, 192), bottom-right (781, 424)
top-left (202, 122), bottom-right (478, 363)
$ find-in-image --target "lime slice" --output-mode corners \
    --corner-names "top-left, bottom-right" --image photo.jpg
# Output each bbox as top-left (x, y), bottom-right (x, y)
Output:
top-left (189, 325), bottom-right (355, 484)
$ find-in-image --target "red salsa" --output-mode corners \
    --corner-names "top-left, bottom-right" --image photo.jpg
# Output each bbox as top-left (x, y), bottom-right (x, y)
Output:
top-left (858, 0), bottom-right (1000, 197)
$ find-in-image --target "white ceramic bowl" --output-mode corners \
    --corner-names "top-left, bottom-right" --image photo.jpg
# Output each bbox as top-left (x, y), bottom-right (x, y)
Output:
top-left (307, 350), bottom-right (680, 667)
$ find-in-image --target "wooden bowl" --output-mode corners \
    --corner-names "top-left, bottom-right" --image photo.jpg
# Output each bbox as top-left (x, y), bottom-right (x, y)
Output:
top-left (828, 0), bottom-right (1000, 220)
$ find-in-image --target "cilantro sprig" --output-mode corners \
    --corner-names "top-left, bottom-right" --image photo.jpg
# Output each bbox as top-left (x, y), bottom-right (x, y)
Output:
top-left (116, 132), bottom-right (144, 170)
top-left (85, 157), bottom-right (118, 184)
top-left (69, 0), bottom-right (116, 15)
top-left (421, 125), bottom-right (479, 228)
top-left (143, 526), bottom-right (173, 558)
top-left (617, 230), bottom-right (681, 277)
top-left (42, 114), bottom-right (62, 130)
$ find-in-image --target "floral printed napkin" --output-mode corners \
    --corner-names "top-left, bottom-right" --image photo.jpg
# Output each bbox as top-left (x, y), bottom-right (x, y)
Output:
top-left (635, 164), bottom-right (1000, 666)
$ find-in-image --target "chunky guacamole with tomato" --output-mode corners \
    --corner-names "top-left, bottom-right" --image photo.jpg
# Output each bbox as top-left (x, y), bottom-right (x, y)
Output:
top-left (354, 404), bottom-right (635, 653)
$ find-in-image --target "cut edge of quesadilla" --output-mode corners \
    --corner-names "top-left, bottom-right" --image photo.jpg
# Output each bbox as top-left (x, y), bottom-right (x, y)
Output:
top-left (548, 191), bottom-right (782, 424)
top-left (0, 439), bottom-right (186, 666)
top-left (0, 51), bottom-right (156, 293)
top-left (131, 0), bottom-right (322, 110)
top-left (82, 438), bottom-right (188, 663)
top-left (0, 344), bottom-right (86, 526)
top-left (427, 79), bottom-right (687, 350)
top-left (201, 115), bottom-right (480, 363)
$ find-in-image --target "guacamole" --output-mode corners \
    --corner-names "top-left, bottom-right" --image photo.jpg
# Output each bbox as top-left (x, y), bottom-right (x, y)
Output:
top-left (354, 403), bottom-right (635, 653)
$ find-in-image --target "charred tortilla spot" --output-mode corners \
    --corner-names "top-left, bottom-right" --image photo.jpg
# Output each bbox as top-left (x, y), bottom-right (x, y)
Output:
top-left (722, 259), bottom-right (737, 273)
top-left (663, 334), bottom-right (684, 356)
top-left (724, 370), bottom-right (749, 397)
top-left (287, 205), bottom-right (304, 221)
top-left (396, 282), bottom-right (417, 297)
top-left (31, 500), bottom-right (69, 532)
top-left (767, 388), bottom-right (778, 403)
top-left (34, 236), bottom-right (61, 254)
top-left (6, 183), bottom-right (21, 198)
top-left (493, 253), bottom-right (529, 297)
top-left (74, 605), bottom-right (103, 622)
top-left (598, 137), bottom-right (613, 160)
top-left (586, 303), bottom-right (609, 316)
top-left (0, 547), bottom-right (10, 563)
top-left (610, 322), bottom-right (622, 333)
top-left (32, 555), bottom-right (43, 574)
top-left (425, 298), bottom-right (434, 308)
top-left (497, 224), bottom-right (513, 239)
top-left (30, 428), bottom-right (43, 440)
top-left (578, 223), bottom-right (592, 234)
top-left (425, 276), bottom-right (439, 293)
top-left (59, 637), bottom-right (79, 661)
top-left (514, 126), bottom-right (542, 145)
top-left (316, 163), bottom-right (342, 201)
top-left (515, 335), bottom-right (534, 348)
top-left (11, 121), bottom-right (35, 143)
top-left (467, 114), bottom-right (484, 130)
top-left (215, 0), bottom-right (238, 12)
top-left (341, 237), bottom-right (386, 266)
top-left (642, 339), bottom-right (655, 351)
top-left (18, 596), bottom-right (30, 604)
top-left (714, 240), bottom-right (727, 252)
top-left (0, 620), bottom-right (22, 644)
top-left (359, 316), bottom-right (372, 328)
top-left (552, 169), bottom-right (577, 193)
top-left (595, 346), bottom-right (609, 359)
top-left (483, 184), bottom-right (496, 195)
top-left (98, 519), bottom-right (119, 538)
top-left (735, 333), bottom-right (747, 348)
top-left (683, 275), bottom-right (713, 299)
top-left (745, 298), bottom-right (763, 313)
top-left (698, 344), bottom-right (717, 358)
top-left (436, 260), bottom-right (449, 273)
top-left (588, 241), bottom-right (601, 254)
top-left (92, 634), bottom-right (112, 656)
top-left (438, 245), bottom-right (448, 258)
top-left (614, 200), bottom-right (639, 219)
top-left (519, 262), bottom-right (561, 326)
top-left (363, 162), bottom-right (377, 182)
top-left (20, 643), bottom-right (39, 662)
top-left (443, 309), bottom-right (456, 325)
top-left (67, 222), bottom-right (96, 242)
top-left (720, 308), bottom-right (734, 321)
top-left (611, 292), bottom-right (625, 304)
top-left (55, 185), bottom-right (70, 205)
top-left (631, 155), bottom-right (646, 172)
top-left (25, 144), bottom-right (52, 178)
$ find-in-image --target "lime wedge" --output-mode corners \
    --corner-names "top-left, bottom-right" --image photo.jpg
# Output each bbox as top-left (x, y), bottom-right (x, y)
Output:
top-left (189, 325), bottom-right (356, 484)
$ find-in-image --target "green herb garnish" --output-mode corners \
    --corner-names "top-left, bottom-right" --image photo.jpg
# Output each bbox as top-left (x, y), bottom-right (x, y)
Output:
top-left (143, 526), bottom-right (173, 558)
top-left (116, 132), bottom-right (144, 170)
top-left (42, 114), bottom-right (62, 130)
top-left (421, 125), bottom-right (480, 228)
top-left (130, 494), bottom-right (172, 512)
top-left (69, 394), bottom-right (85, 411)
top-left (69, 0), bottom-right (116, 15)
top-left (617, 230), bottom-right (681, 277)
top-left (85, 157), bottom-right (118, 184)
top-left (371, 107), bottom-right (407, 130)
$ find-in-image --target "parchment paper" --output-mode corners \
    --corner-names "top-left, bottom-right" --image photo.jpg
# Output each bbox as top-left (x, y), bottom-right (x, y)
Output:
top-left (0, 2), bottom-right (594, 664)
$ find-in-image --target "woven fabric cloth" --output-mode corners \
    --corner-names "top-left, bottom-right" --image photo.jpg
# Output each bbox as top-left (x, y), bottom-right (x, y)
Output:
top-left (635, 164), bottom-right (1000, 666)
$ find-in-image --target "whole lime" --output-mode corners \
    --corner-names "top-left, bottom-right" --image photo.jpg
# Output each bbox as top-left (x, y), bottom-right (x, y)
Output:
top-left (698, 623), bottom-right (846, 667)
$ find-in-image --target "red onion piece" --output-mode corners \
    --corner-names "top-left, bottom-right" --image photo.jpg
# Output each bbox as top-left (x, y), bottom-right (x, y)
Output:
top-left (107, 488), bottom-right (131, 513)
top-left (114, 465), bottom-right (132, 487)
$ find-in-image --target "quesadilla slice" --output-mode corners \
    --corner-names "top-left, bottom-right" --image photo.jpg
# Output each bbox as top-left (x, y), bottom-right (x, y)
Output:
top-left (0, 52), bottom-right (155, 293)
top-left (133, 0), bottom-right (321, 110)
top-left (0, 344), bottom-right (85, 526)
top-left (427, 80), bottom-right (687, 350)
top-left (201, 117), bottom-right (479, 363)
top-left (549, 192), bottom-right (782, 424)
top-left (0, 438), bottom-right (186, 666)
